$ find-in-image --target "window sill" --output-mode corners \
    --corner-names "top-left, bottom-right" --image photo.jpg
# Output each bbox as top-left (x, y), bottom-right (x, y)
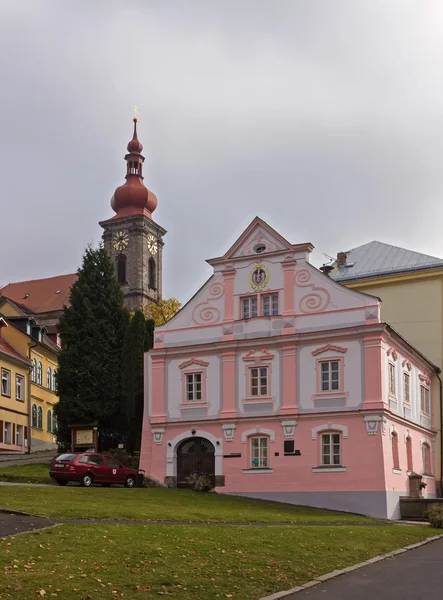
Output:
top-left (16, 398), bottom-right (25, 403)
top-left (242, 468), bottom-right (274, 474)
top-left (312, 466), bottom-right (347, 473)
top-left (392, 468), bottom-right (402, 474)
top-left (422, 473), bottom-right (435, 480)
top-left (1, 393), bottom-right (11, 399)
top-left (243, 396), bottom-right (274, 403)
top-left (179, 401), bottom-right (209, 409)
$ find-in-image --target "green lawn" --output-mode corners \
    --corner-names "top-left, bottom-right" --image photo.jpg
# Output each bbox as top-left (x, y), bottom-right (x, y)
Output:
top-left (0, 464), bottom-right (53, 485)
top-left (0, 485), bottom-right (374, 523)
top-left (0, 524), bottom-right (436, 600)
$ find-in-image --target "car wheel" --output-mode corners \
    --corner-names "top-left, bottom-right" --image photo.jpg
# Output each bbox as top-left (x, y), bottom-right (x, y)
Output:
top-left (56, 480), bottom-right (68, 486)
top-left (102, 483), bottom-right (111, 487)
top-left (81, 473), bottom-right (93, 487)
top-left (125, 475), bottom-right (136, 488)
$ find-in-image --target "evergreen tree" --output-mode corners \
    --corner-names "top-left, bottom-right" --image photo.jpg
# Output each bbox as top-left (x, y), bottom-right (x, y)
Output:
top-left (121, 310), bottom-right (146, 452)
top-left (55, 245), bottom-right (129, 447)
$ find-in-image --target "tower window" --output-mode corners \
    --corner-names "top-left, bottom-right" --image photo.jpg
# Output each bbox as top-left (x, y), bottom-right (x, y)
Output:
top-left (149, 257), bottom-right (157, 290)
top-left (116, 254), bottom-right (127, 285)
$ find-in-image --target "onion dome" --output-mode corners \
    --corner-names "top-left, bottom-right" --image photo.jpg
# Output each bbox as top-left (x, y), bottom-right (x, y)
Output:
top-left (110, 118), bottom-right (158, 218)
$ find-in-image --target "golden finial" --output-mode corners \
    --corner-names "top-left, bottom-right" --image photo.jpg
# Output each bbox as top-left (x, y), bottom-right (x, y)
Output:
top-left (133, 104), bottom-right (139, 123)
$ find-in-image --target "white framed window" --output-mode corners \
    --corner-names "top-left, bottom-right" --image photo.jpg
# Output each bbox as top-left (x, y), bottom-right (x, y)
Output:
top-left (47, 410), bottom-right (52, 433)
top-left (37, 361), bottom-right (43, 386)
top-left (249, 366), bottom-right (268, 396)
top-left (389, 363), bottom-right (396, 395)
top-left (47, 367), bottom-right (52, 390)
top-left (1, 369), bottom-right (11, 397)
top-left (320, 361), bottom-right (340, 392)
top-left (420, 386), bottom-right (430, 414)
top-left (32, 404), bottom-right (37, 428)
top-left (52, 369), bottom-right (57, 393)
top-left (321, 433), bottom-right (341, 466)
top-left (186, 373), bottom-right (202, 401)
top-left (4, 422), bottom-right (12, 445)
top-left (16, 424), bottom-right (23, 446)
top-left (37, 406), bottom-right (43, 430)
top-left (403, 373), bottom-right (410, 405)
top-left (16, 374), bottom-right (24, 402)
top-left (31, 358), bottom-right (37, 383)
top-left (262, 294), bottom-right (278, 317)
top-left (250, 436), bottom-right (269, 468)
top-left (241, 296), bottom-right (257, 319)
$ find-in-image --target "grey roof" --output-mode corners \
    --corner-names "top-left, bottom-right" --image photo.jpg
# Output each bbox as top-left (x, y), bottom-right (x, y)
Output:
top-left (332, 241), bottom-right (443, 283)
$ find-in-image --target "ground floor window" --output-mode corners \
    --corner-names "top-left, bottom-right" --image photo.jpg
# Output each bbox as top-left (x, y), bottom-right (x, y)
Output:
top-left (321, 433), bottom-right (341, 466)
top-left (250, 436), bottom-right (269, 468)
top-left (422, 443), bottom-right (432, 475)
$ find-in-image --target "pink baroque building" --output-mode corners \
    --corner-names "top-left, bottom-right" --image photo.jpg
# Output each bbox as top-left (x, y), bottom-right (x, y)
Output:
top-left (140, 217), bottom-right (438, 519)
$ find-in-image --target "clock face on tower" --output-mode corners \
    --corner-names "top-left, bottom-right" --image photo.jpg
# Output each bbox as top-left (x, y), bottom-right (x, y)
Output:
top-left (112, 231), bottom-right (129, 251)
top-left (147, 234), bottom-right (158, 255)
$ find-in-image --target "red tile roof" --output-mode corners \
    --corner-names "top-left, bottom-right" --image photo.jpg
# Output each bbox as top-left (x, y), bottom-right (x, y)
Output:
top-left (0, 337), bottom-right (32, 366)
top-left (0, 273), bottom-right (77, 315)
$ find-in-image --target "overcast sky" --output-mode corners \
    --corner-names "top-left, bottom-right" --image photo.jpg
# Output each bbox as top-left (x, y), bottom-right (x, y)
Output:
top-left (1, 0), bottom-right (443, 303)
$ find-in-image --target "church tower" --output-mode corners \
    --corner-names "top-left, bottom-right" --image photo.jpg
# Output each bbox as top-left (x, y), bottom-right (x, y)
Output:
top-left (99, 118), bottom-right (166, 311)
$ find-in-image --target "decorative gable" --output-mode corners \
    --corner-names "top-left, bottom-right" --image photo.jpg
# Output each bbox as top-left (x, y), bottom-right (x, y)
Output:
top-left (242, 349), bottom-right (275, 363)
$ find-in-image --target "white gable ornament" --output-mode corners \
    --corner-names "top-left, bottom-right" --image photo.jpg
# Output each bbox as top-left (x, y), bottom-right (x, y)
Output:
top-left (281, 420), bottom-right (297, 438)
top-left (151, 427), bottom-right (165, 445)
top-left (222, 423), bottom-right (236, 442)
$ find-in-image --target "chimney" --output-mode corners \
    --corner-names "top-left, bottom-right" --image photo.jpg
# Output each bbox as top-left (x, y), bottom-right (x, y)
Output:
top-left (336, 252), bottom-right (347, 268)
top-left (320, 264), bottom-right (334, 277)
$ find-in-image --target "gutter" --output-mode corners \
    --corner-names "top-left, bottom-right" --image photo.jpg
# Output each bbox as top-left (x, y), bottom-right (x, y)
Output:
top-left (27, 339), bottom-right (38, 454)
top-left (438, 371), bottom-right (443, 498)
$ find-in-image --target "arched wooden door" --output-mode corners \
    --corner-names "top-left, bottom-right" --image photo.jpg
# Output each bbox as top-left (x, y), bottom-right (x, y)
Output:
top-left (176, 437), bottom-right (215, 488)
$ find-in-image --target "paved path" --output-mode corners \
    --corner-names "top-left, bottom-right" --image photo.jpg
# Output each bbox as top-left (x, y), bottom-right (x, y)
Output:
top-left (285, 537), bottom-right (443, 600)
top-left (0, 513), bottom-right (56, 537)
top-left (0, 454), bottom-right (55, 468)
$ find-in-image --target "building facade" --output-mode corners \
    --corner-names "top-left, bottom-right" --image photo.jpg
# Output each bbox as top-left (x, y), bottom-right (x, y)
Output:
top-left (0, 317), bottom-right (31, 452)
top-left (331, 241), bottom-right (443, 495)
top-left (140, 218), bottom-right (438, 520)
top-left (0, 298), bottom-right (60, 452)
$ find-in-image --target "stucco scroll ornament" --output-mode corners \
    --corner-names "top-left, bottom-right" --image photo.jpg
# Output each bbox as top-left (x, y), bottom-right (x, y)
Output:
top-left (192, 281), bottom-right (224, 326)
top-left (295, 269), bottom-right (332, 313)
top-left (151, 428), bottom-right (165, 445)
top-left (222, 423), bottom-right (236, 442)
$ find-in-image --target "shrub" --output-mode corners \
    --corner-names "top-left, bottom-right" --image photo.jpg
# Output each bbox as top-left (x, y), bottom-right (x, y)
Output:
top-left (427, 504), bottom-right (443, 528)
top-left (186, 473), bottom-right (213, 492)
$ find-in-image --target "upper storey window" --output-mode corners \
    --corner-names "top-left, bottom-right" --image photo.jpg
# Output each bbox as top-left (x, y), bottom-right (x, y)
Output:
top-left (242, 296), bottom-right (258, 319)
top-left (241, 293), bottom-right (279, 319)
top-left (262, 294), bottom-right (278, 317)
top-left (388, 363), bottom-right (396, 396)
top-left (420, 385), bottom-right (430, 415)
top-left (320, 360), bottom-right (340, 392)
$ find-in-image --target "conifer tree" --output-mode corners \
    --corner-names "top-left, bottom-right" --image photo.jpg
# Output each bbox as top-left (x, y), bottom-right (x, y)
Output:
top-left (121, 310), bottom-right (146, 452)
top-left (55, 245), bottom-right (129, 447)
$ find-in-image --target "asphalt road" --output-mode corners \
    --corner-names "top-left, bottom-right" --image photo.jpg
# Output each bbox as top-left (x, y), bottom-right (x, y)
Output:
top-left (0, 513), bottom-right (56, 537)
top-left (286, 537), bottom-right (443, 600)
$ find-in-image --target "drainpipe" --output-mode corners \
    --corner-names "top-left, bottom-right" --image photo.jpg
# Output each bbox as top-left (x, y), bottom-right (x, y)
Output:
top-left (438, 370), bottom-right (443, 498)
top-left (27, 340), bottom-right (38, 455)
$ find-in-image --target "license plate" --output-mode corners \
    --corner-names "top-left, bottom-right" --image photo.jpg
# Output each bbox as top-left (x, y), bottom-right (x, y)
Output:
top-left (54, 464), bottom-right (65, 468)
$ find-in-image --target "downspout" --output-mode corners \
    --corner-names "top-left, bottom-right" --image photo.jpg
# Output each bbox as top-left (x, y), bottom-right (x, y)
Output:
top-left (438, 370), bottom-right (443, 498)
top-left (27, 340), bottom-right (38, 455)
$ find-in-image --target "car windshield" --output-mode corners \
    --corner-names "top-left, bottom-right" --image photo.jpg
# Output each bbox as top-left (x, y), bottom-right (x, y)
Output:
top-left (56, 453), bottom-right (77, 462)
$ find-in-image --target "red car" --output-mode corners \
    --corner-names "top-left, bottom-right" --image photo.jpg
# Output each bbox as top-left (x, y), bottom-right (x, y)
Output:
top-left (49, 452), bottom-right (140, 488)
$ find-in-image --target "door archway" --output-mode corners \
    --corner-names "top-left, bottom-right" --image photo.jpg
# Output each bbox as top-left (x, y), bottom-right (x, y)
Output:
top-left (176, 437), bottom-right (215, 488)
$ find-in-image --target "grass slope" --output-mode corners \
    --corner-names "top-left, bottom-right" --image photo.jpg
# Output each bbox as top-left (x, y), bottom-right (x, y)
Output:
top-left (0, 464), bottom-right (53, 485)
top-left (0, 524), bottom-right (436, 600)
top-left (0, 486), bottom-right (373, 523)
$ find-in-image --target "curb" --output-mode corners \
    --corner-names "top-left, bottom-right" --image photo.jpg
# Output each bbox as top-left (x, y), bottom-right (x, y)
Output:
top-left (1, 523), bottom-right (62, 540)
top-left (260, 533), bottom-right (443, 600)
